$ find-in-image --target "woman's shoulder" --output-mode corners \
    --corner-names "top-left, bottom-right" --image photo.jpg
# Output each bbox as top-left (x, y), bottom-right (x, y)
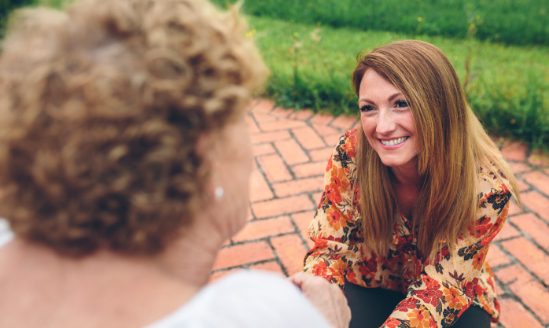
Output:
top-left (477, 164), bottom-right (512, 196)
top-left (476, 164), bottom-right (513, 212)
top-left (148, 270), bottom-right (330, 328)
top-left (209, 270), bottom-right (296, 290)
top-left (332, 128), bottom-right (359, 166)
top-left (338, 128), bottom-right (359, 152)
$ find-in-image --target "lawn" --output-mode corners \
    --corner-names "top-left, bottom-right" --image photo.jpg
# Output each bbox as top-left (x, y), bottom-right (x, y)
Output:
top-left (214, 0), bottom-right (549, 46)
top-left (250, 16), bottom-right (549, 148)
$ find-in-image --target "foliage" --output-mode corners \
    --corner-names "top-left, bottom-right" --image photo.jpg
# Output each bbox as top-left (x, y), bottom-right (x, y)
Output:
top-left (213, 0), bottom-right (549, 46)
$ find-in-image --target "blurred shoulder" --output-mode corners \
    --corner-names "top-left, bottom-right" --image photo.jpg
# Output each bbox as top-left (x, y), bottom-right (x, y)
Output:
top-left (149, 270), bottom-right (330, 327)
top-left (477, 164), bottom-right (512, 211)
top-left (214, 270), bottom-right (292, 289)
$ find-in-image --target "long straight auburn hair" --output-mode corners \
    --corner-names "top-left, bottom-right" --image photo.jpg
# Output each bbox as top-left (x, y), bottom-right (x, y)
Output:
top-left (352, 40), bottom-right (519, 260)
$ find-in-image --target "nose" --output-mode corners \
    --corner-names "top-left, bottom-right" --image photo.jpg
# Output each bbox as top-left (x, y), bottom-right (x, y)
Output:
top-left (375, 110), bottom-right (396, 135)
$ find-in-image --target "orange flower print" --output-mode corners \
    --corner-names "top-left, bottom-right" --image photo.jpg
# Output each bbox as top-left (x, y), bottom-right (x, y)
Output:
top-left (408, 308), bottom-right (435, 328)
top-left (472, 248), bottom-right (487, 270)
top-left (325, 184), bottom-right (342, 205)
top-left (308, 239), bottom-right (328, 258)
top-left (326, 207), bottom-right (347, 230)
top-left (346, 269), bottom-right (357, 284)
top-left (475, 293), bottom-right (490, 310)
top-left (326, 166), bottom-right (350, 204)
top-left (329, 259), bottom-right (347, 286)
top-left (358, 257), bottom-right (377, 277)
top-left (395, 297), bottom-right (419, 312)
top-left (414, 288), bottom-right (443, 307)
top-left (341, 134), bottom-right (357, 158)
top-left (443, 287), bottom-right (467, 309)
top-left (435, 245), bottom-right (451, 262)
top-left (311, 261), bottom-right (328, 278)
top-left (486, 269), bottom-right (496, 290)
top-left (463, 278), bottom-right (484, 298)
top-left (326, 157), bottom-right (333, 171)
top-left (422, 276), bottom-right (441, 290)
top-left (384, 318), bottom-right (404, 328)
top-left (469, 215), bottom-right (492, 238)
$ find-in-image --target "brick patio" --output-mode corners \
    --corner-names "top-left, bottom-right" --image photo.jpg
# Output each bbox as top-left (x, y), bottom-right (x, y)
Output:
top-left (211, 99), bottom-right (549, 328)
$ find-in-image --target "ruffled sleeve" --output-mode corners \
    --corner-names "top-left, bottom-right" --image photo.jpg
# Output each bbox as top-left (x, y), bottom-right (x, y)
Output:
top-left (303, 129), bottom-right (362, 287)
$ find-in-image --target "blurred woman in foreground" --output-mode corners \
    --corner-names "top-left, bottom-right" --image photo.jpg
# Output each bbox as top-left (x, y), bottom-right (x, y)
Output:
top-left (0, 0), bottom-right (350, 326)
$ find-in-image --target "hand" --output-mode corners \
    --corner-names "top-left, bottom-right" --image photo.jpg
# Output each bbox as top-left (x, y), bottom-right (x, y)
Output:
top-left (289, 272), bottom-right (351, 328)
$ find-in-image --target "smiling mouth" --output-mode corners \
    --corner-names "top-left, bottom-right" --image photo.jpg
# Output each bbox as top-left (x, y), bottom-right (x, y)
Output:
top-left (380, 137), bottom-right (408, 146)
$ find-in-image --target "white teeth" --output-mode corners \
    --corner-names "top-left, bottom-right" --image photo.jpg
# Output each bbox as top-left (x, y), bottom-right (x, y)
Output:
top-left (380, 137), bottom-right (407, 146)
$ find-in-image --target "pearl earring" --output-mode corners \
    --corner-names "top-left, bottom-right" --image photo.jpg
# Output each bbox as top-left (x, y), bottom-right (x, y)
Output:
top-left (214, 186), bottom-right (224, 200)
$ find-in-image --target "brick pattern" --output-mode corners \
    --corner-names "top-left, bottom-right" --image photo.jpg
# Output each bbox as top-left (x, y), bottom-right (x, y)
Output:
top-left (211, 99), bottom-right (549, 328)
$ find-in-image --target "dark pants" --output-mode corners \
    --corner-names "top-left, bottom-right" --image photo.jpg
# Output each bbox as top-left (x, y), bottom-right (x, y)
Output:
top-left (344, 281), bottom-right (491, 328)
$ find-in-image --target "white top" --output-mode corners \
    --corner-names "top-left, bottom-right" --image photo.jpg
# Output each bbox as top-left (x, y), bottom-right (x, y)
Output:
top-left (147, 270), bottom-right (332, 328)
top-left (0, 219), bottom-right (330, 328)
top-left (0, 218), bottom-right (13, 247)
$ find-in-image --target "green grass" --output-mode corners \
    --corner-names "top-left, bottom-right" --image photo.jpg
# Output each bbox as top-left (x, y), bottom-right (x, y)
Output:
top-left (249, 16), bottom-right (549, 149)
top-left (35, 0), bottom-right (72, 7)
top-left (214, 0), bottom-right (549, 46)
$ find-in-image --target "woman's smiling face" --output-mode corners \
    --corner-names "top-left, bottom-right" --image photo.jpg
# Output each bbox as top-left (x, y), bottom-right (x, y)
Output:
top-left (358, 69), bottom-right (419, 173)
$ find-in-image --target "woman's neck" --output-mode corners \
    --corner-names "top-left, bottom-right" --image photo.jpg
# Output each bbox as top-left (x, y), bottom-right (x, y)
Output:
top-left (390, 162), bottom-right (422, 218)
top-left (391, 162), bottom-right (421, 188)
top-left (0, 214), bottom-right (228, 326)
top-left (155, 215), bottom-right (228, 288)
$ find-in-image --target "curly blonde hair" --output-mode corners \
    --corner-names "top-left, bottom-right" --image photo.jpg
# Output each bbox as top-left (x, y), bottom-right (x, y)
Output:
top-left (0, 0), bottom-right (267, 256)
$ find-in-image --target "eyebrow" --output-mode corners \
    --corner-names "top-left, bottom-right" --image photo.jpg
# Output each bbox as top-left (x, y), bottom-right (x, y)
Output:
top-left (358, 92), bottom-right (404, 104)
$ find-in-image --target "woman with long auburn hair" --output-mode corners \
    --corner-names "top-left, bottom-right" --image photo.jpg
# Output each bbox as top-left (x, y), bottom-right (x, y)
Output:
top-left (302, 40), bottom-right (519, 327)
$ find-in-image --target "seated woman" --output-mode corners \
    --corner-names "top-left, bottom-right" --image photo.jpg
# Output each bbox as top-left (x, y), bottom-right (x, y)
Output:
top-left (303, 40), bottom-right (519, 328)
top-left (0, 0), bottom-right (350, 327)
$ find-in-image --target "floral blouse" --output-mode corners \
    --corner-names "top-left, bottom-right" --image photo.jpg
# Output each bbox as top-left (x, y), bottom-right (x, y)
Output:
top-left (303, 129), bottom-right (511, 328)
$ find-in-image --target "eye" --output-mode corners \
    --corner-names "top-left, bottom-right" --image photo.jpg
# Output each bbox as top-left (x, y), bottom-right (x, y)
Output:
top-left (394, 99), bottom-right (409, 108)
top-left (359, 104), bottom-right (375, 112)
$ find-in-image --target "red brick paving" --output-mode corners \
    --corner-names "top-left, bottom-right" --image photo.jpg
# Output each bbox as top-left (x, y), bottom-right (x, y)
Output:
top-left (271, 234), bottom-right (309, 276)
top-left (249, 170), bottom-right (273, 202)
top-left (500, 140), bottom-right (529, 162)
top-left (529, 150), bottom-right (549, 167)
top-left (257, 154), bottom-right (292, 182)
top-left (522, 170), bottom-right (549, 196)
top-left (212, 241), bottom-right (274, 271)
top-left (501, 238), bottom-right (549, 285)
top-left (486, 245), bottom-right (512, 267)
top-left (509, 213), bottom-right (549, 250)
top-left (292, 161), bottom-right (326, 178)
top-left (249, 260), bottom-right (284, 274)
top-left (212, 99), bottom-right (549, 327)
top-left (498, 299), bottom-right (543, 328)
top-left (508, 201), bottom-right (523, 216)
top-left (232, 216), bottom-right (294, 243)
top-left (309, 146), bottom-right (333, 162)
top-left (521, 191), bottom-right (549, 221)
top-left (494, 219), bottom-right (521, 241)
